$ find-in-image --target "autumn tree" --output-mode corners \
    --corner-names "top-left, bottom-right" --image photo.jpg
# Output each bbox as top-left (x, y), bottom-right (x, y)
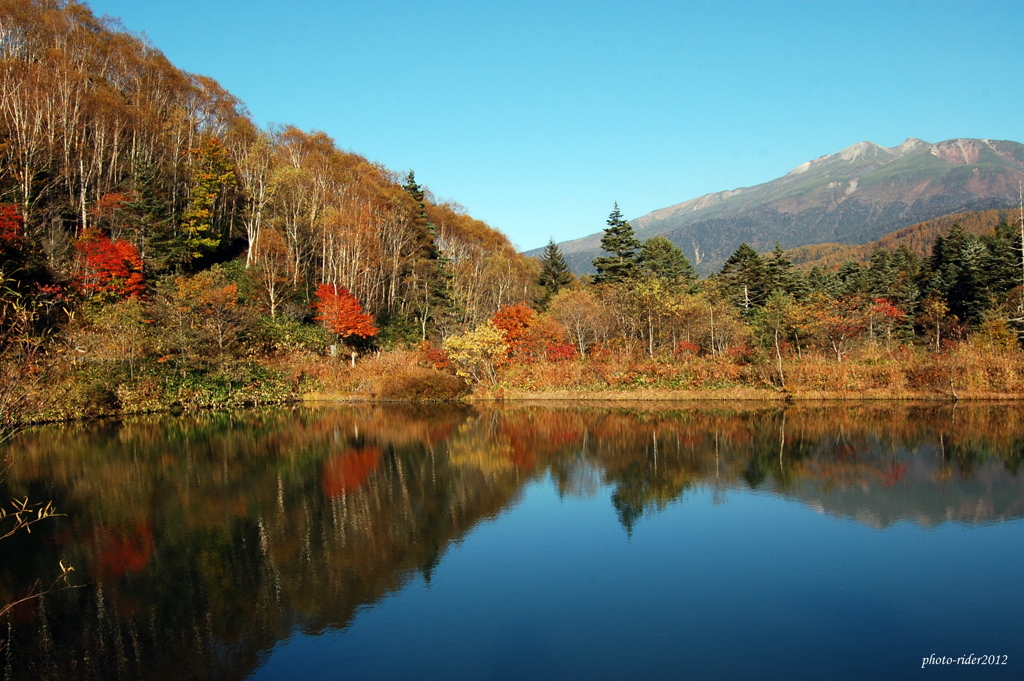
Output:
top-left (0, 204), bottom-right (34, 286)
top-left (795, 293), bottom-right (868, 362)
top-left (161, 267), bottom-right (246, 357)
top-left (490, 302), bottom-right (537, 360)
top-left (178, 136), bottom-right (236, 266)
top-left (867, 297), bottom-right (906, 351)
top-left (313, 283), bottom-right (378, 359)
top-left (73, 228), bottom-right (145, 300)
top-left (548, 287), bottom-right (609, 356)
top-left (444, 320), bottom-right (509, 385)
top-left (250, 228), bottom-right (293, 317)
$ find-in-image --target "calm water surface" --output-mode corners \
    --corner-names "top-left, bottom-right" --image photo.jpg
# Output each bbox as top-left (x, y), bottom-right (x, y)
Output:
top-left (2, 403), bottom-right (1023, 680)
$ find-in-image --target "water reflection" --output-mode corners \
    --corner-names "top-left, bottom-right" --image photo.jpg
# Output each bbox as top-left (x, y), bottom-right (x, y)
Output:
top-left (1, 402), bottom-right (1023, 679)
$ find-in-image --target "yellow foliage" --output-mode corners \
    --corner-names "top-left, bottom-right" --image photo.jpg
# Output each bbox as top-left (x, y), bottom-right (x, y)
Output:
top-left (444, 321), bottom-right (509, 385)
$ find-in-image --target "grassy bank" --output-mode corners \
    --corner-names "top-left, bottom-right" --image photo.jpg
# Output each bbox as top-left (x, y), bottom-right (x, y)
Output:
top-left (300, 341), bottom-right (1024, 404)
top-left (7, 338), bottom-right (1024, 430)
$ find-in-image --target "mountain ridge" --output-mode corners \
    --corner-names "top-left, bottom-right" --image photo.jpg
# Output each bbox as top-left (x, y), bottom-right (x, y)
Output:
top-left (538, 138), bottom-right (1024, 274)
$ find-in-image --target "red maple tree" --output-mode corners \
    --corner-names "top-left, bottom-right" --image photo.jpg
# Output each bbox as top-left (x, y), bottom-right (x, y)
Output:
top-left (0, 204), bottom-right (23, 248)
top-left (74, 229), bottom-right (145, 299)
top-left (312, 283), bottom-right (378, 340)
top-left (490, 302), bottom-right (536, 359)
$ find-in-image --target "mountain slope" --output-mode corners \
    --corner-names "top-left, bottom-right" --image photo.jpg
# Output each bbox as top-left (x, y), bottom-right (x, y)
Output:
top-left (542, 138), bottom-right (1024, 274)
top-left (786, 208), bottom-right (1016, 270)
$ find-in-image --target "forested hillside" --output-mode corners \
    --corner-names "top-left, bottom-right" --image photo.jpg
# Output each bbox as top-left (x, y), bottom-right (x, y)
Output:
top-left (0, 0), bottom-right (536, 421)
top-left (787, 209), bottom-right (1016, 270)
top-left (2, 0), bottom-right (1024, 424)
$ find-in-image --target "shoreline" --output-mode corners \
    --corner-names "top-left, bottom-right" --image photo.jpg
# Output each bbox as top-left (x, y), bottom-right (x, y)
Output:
top-left (301, 387), bottom-right (1024, 403)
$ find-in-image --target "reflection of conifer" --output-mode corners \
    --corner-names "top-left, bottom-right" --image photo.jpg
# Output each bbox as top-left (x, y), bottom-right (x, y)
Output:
top-left (612, 489), bottom-right (642, 538)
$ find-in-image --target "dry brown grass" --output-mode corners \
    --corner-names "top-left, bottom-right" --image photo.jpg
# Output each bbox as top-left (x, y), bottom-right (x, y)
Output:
top-left (299, 342), bottom-right (1024, 403)
top-left (294, 349), bottom-right (470, 401)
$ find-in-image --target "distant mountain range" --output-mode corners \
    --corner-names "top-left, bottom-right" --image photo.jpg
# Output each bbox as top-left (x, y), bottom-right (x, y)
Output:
top-left (537, 138), bottom-right (1024, 274)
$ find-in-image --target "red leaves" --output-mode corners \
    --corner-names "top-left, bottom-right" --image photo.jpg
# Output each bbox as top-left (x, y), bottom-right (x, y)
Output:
top-left (674, 340), bottom-right (702, 357)
top-left (491, 302), bottom-right (535, 358)
top-left (74, 228), bottom-right (145, 299)
top-left (545, 342), bottom-right (578, 362)
top-left (312, 283), bottom-right (378, 340)
top-left (871, 297), bottom-right (906, 321)
top-left (0, 204), bottom-right (24, 248)
top-left (490, 303), bottom-right (576, 363)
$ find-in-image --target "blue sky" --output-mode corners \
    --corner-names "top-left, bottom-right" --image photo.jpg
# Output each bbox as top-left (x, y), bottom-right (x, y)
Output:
top-left (88, 0), bottom-right (1024, 252)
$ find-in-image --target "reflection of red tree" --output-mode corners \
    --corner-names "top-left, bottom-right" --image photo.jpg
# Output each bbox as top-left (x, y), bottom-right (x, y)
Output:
top-left (427, 422), bottom-right (456, 444)
top-left (497, 416), bottom-right (581, 471)
top-left (97, 522), bottom-right (154, 580)
top-left (322, 446), bottom-right (383, 497)
top-left (881, 462), bottom-right (908, 487)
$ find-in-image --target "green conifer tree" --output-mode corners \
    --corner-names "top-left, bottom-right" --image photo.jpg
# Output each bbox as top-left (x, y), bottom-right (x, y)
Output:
top-left (764, 243), bottom-right (807, 299)
top-left (593, 203), bottom-right (640, 285)
top-left (538, 238), bottom-right (572, 304)
top-left (717, 243), bottom-right (768, 315)
top-left (400, 170), bottom-right (454, 341)
top-left (637, 235), bottom-right (696, 287)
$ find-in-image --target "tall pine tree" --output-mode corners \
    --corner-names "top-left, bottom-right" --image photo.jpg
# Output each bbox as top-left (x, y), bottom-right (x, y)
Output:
top-left (401, 170), bottom-right (454, 341)
top-left (538, 238), bottom-right (572, 305)
top-left (593, 203), bottom-right (640, 285)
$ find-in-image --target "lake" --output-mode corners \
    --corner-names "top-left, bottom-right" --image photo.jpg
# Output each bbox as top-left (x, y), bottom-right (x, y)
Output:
top-left (1, 402), bottom-right (1022, 680)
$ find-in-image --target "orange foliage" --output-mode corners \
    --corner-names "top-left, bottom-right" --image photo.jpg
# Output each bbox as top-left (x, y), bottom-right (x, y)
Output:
top-left (74, 228), bottom-right (145, 299)
top-left (490, 304), bottom-right (577, 363)
top-left (322, 446), bottom-right (383, 497)
top-left (313, 283), bottom-right (378, 341)
top-left (419, 341), bottom-right (451, 370)
top-left (491, 303), bottom-right (536, 359)
top-left (91, 192), bottom-right (129, 221)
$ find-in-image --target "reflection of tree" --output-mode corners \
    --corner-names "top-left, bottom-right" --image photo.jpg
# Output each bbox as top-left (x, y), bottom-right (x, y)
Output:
top-left (2, 403), bottom-right (1024, 678)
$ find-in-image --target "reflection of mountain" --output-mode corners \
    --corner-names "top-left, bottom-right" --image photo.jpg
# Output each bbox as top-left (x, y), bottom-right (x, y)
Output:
top-left (774, 451), bottom-right (1024, 529)
top-left (1, 403), bottom-right (1023, 678)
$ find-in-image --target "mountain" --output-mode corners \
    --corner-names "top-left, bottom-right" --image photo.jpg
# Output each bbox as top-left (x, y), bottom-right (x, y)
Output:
top-left (787, 208), bottom-right (1016, 271)
top-left (540, 138), bottom-right (1024, 274)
